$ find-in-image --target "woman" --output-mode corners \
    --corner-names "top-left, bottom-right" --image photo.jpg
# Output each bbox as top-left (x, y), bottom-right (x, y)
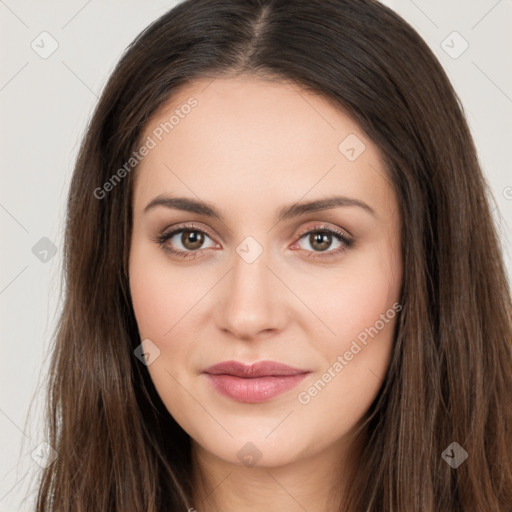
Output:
top-left (35, 0), bottom-right (512, 510)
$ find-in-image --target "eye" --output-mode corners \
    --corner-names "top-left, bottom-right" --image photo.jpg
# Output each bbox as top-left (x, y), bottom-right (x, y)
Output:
top-left (153, 224), bottom-right (217, 259)
top-left (292, 225), bottom-right (354, 259)
top-left (153, 223), bottom-right (354, 261)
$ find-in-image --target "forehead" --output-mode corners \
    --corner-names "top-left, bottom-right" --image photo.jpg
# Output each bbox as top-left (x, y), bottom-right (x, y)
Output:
top-left (133, 76), bottom-right (395, 217)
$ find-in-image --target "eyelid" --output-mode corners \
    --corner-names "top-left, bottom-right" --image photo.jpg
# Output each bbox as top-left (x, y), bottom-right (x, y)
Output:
top-left (160, 221), bottom-right (352, 242)
top-left (160, 221), bottom-right (218, 243)
top-left (294, 222), bottom-right (352, 240)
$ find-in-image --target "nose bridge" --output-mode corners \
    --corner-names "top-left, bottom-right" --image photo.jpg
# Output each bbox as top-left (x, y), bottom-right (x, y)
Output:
top-left (214, 236), bottom-right (285, 339)
top-left (231, 242), bottom-right (269, 296)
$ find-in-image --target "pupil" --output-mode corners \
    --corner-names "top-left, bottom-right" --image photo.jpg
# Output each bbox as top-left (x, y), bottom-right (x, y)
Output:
top-left (182, 231), bottom-right (204, 250)
top-left (311, 232), bottom-right (331, 251)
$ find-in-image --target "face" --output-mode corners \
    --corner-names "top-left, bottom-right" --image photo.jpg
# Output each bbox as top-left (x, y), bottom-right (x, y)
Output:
top-left (129, 75), bottom-right (403, 471)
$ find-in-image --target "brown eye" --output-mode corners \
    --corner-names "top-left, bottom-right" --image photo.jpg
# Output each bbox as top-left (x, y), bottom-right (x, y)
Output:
top-left (294, 226), bottom-right (353, 259)
top-left (308, 232), bottom-right (333, 252)
top-left (300, 231), bottom-right (341, 252)
top-left (181, 230), bottom-right (204, 250)
top-left (155, 226), bottom-right (217, 257)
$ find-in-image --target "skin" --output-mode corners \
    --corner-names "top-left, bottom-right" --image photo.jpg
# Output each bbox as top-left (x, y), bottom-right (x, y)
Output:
top-left (128, 75), bottom-right (403, 511)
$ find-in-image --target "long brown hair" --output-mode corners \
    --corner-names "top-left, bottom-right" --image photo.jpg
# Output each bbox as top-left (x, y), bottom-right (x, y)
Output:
top-left (34, 0), bottom-right (512, 510)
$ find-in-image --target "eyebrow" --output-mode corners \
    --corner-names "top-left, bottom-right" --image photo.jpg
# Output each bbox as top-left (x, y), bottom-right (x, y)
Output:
top-left (143, 194), bottom-right (377, 220)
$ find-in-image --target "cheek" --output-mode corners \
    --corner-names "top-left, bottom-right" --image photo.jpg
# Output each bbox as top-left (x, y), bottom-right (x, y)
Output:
top-left (129, 245), bottom-right (205, 432)
top-left (129, 243), bottom-right (207, 339)
top-left (312, 246), bottom-right (401, 348)
top-left (296, 283), bottom-right (399, 432)
top-left (299, 244), bottom-right (401, 405)
top-left (312, 281), bottom-right (398, 391)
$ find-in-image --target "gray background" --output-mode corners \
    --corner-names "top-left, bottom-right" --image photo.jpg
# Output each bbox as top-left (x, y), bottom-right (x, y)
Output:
top-left (1, 0), bottom-right (511, 509)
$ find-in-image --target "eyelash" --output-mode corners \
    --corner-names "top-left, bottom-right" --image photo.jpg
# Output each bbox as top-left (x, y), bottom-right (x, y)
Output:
top-left (152, 222), bottom-right (354, 261)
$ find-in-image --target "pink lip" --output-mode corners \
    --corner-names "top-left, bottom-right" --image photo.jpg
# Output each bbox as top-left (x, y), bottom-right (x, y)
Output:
top-left (202, 360), bottom-right (310, 403)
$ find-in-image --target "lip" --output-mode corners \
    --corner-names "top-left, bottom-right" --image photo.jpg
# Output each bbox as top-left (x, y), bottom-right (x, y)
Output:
top-left (202, 360), bottom-right (311, 403)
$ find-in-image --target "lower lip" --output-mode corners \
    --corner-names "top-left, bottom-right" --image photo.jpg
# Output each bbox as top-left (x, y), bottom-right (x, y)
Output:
top-left (204, 373), bottom-right (310, 403)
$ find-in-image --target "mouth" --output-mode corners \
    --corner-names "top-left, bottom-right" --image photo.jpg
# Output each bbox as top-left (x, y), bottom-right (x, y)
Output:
top-left (202, 360), bottom-right (311, 403)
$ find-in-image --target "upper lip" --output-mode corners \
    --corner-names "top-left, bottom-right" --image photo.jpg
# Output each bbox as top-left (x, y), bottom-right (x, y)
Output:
top-left (203, 360), bottom-right (310, 378)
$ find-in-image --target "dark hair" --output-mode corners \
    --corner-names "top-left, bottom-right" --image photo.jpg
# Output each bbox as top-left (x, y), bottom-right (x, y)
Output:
top-left (34, 0), bottom-right (512, 510)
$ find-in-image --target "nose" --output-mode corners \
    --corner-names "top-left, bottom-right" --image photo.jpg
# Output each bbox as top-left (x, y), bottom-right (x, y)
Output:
top-left (213, 246), bottom-right (289, 341)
